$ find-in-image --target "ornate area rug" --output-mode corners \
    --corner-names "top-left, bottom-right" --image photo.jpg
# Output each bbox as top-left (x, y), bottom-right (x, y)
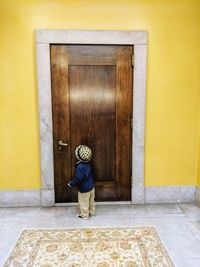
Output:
top-left (5, 227), bottom-right (175, 267)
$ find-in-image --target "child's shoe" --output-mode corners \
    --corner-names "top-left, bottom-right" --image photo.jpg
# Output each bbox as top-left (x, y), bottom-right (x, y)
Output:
top-left (76, 214), bottom-right (88, 220)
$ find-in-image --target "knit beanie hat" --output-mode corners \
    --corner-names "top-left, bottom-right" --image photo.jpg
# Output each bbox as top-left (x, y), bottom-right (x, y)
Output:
top-left (75, 145), bottom-right (92, 162)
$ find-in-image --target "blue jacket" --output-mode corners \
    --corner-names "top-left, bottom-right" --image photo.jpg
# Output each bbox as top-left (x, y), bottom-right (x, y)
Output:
top-left (69, 162), bottom-right (94, 193)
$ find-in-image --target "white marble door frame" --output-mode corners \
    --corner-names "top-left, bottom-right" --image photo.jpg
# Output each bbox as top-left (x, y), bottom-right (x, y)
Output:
top-left (36, 30), bottom-right (147, 206)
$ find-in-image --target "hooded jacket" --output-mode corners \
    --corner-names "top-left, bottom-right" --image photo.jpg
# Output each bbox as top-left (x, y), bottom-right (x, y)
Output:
top-left (68, 162), bottom-right (94, 193)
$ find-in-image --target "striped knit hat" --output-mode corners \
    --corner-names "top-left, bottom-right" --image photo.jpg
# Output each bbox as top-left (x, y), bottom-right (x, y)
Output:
top-left (75, 145), bottom-right (92, 162)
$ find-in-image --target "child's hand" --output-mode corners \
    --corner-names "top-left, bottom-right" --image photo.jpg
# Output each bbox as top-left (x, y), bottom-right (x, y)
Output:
top-left (68, 182), bottom-right (72, 188)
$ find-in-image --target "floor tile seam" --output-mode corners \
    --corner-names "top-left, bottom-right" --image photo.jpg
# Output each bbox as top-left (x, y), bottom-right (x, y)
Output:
top-left (165, 246), bottom-right (200, 258)
top-left (159, 233), bottom-right (200, 244)
top-left (143, 212), bottom-right (184, 216)
top-left (194, 226), bottom-right (200, 233)
top-left (97, 213), bottom-right (186, 218)
top-left (0, 208), bottom-right (7, 216)
top-left (177, 203), bottom-right (190, 214)
top-left (178, 204), bottom-right (200, 213)
top-left (0, 216), bottom-right (42, 221)
top-left (38, 207), bottom-right (63, 217)
top-left (169, 254), bottom-right (200, 260)
top-left (0, 216), bottom-right (188, 223)
top-left (31, 216), bottom-right (71, 220)
top-left (2, 207), bottom-right (41, 211)
top-left (1, 208), bottom-right (42, 220)
top-left (182, 257), bottom-right (200, 259)
top-left (188, 222), bottom-right (200, 242)
top-left (1, 217), bottom-right (40, 224)
top-left (35, 218), bottom-right (71, 221)
top-left (146, 206), bottom-right (183, 213)
top-left (123, 214), bottom-right (186, 219)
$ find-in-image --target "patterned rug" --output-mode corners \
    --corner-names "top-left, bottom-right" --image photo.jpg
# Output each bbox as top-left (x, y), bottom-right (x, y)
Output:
top-left (5, 227), bottom-right (175, 267)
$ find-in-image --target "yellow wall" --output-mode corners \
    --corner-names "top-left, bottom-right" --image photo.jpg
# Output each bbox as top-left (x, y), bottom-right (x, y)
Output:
top-left (198, 141), bottom-right (200, 187)
top-left (197, 93), bottom-right (200, 187)
top-left (0, 0), bottom-right (200, 189)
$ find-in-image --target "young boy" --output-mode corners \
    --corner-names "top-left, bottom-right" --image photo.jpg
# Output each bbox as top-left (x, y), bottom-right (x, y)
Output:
top-left (68, 145), bottom-right (95, 219)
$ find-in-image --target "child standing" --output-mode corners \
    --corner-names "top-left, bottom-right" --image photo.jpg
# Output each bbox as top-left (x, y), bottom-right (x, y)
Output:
top-left (68, 145), bottom-right (96, 219)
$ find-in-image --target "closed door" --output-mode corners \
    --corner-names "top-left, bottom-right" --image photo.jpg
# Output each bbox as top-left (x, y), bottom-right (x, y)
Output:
top-left (51, 45), bottom-right (133, 202)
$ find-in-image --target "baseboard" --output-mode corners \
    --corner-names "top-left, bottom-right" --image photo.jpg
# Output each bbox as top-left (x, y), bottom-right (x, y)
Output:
top-left (0, 186), bottom-right (198, 207)
top-left (145, 185), bottom-right (196, 203)
top-left (196, 186), bottom-right (200, 205)
top-left (0, 190), bottom-right (40, 207)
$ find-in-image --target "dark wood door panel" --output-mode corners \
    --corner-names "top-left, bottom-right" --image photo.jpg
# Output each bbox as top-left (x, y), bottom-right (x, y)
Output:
top-left (50, 45), bottom-right (71, 203)
top-left (51, 44), bottom-right (133, 203)
top-left (95, 182), bottom-right (118, 201)
top-left (68, 45), bottom-right (116, 65)
top-left (69, 65), bottom-right (116, 199)
top-left (116, 46), bottom-right (133, 201)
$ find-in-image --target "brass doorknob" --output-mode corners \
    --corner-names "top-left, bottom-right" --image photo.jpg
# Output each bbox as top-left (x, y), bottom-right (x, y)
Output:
top-left (58, 140), bottom-right (68, 146)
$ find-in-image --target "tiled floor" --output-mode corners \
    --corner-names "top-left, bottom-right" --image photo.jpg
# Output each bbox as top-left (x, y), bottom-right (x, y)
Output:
top-left (0, 203), bottom-right (200, 267)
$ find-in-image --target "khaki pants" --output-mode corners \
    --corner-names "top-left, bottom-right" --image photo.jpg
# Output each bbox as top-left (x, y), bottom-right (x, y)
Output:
top-left (78, 188), bottom-right (96, 218)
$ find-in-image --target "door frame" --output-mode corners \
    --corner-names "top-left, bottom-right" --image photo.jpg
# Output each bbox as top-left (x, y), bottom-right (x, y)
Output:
top-left (36, 29), bottom-right (147, 206)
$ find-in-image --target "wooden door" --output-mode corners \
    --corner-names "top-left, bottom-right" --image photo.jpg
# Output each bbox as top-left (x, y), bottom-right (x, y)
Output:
top-left (51, 45), bottom-right (133, 202)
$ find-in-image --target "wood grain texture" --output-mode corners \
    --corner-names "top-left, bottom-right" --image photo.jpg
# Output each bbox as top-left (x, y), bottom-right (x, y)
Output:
top-left (51, 45), bottom-right (74, 202)
top-left (68, 45), bottom-right (115, 65)
top-left (51, 45), bottom-right (133, 202)
top-left (116, 46), bottom-right (133, 201)
top-left (69, 65), bottom-right (116, 201)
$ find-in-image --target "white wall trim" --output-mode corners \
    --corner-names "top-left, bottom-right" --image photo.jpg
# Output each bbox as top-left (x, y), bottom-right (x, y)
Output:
top-left (145, 186), bottom-right (196, 203)
top-left (196, 186), bottom-right (200, 205)
top-left (36, 29), bottom-right (147, 45)
top-left (36, 29), bottom-right (147, 206)
top-left (0, 190), bottom-right (40, 207)
top-left (0, 186), bottom-right (198, 207)
top-left (132, 44), bottom-right (147, 204)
